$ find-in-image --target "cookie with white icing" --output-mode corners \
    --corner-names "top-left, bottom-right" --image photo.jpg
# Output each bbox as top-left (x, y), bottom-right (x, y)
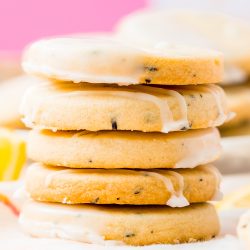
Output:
top-left (116, 9), bottom-right (250, 83)
top-left (28, 128), bottom-right (221, 169)
top-left (22, 36), bottom-right (223, 85)
top-left (0, 75), bottom-right (41, 128)
top-left (25, 163), bottom-right (221, 206)
top-left (19, 200), bottom-right (219, 245)
top-left (20, 80), bottom-right (230, 132)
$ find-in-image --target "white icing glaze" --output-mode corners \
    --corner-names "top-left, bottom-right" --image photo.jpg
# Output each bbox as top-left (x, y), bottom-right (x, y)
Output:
top-left (19, 213), bottom-right (124, 246)
top-left (20, 83), bottom-right (190, 133)
top-left (179, 84), bottom-right (233, 125)
top-left (198, 165), bottom-right (223, 201)
top-left (38, 164), bottom-right (189, 207)
top-left (142, 170), bottom-right (189, 207)
top-left (196, 84), bottom-right (229, 125)
top-left (175, 129), bottom-right (222, 168)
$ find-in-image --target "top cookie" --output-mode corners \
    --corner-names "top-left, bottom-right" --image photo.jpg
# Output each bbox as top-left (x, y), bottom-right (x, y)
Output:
top-left (22, 36), bottom-right (223, 85)
top-left (116, 9), bottom-right (250, 84)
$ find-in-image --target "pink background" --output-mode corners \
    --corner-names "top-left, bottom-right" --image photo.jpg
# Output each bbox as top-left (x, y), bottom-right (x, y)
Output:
top-left (0, 0), bottom-right (147, 51)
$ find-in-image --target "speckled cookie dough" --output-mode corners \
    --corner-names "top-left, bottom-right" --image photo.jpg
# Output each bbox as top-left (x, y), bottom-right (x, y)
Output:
top-left (22, 36), bottom-right (223, 85)
top-left (25, 163), bottom-right (221, 206)
top-left (19, 200), bottom-right (220, 245)
top-left (20, 80), bottom-right (230, 132)
top-left (28, 128), bottom-right (221, 169)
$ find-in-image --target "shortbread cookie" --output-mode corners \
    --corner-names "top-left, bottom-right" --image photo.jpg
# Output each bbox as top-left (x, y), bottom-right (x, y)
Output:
top-left (25, 163), bottom-right (221, 206)
top-left (28, 128), bottom-right (221, 169)
top-left (19, 200), bottom-right (219, 245)
top-left (222, 84), bottom-right (250, 128)
top-left (116, 9), bottom-right (250, 80)
top-left (0, 75), bottom-right (40, 128)
top-left (220, 122), bottom-right (250, 137)
top-left (237, 210), bottom-right (250, 249)
top-left (22, 36), bottom-right (223, 85)
top-left (20, 81), bottom-right (230, 132)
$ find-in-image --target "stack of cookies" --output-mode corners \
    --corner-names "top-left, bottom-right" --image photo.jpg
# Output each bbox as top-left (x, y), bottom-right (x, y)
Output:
top-left (19, 36), bottom-right (230, 246)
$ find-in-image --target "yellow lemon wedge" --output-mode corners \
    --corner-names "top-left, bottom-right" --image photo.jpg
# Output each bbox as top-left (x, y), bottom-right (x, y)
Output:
top-left (216, 185), bottom-right (250, 211)
top-left (0, 128), bottom-right (26, 181)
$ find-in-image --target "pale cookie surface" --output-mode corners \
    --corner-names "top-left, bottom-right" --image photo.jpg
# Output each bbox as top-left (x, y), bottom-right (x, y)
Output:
top-left (20, 81), bottom-right (230, 132)
top-left (19, 200), bottom-right (220, 245)
top-left (22, 36), bottom-right (223, 85)
top-left (28, 128), bottom-right (221, 169)
top-left (25, 163), bottom-right (221, 206)
top-left (0, 75), bottom-right (41, 128)
top-left (222, 84), bottom-right (250, 128)
top-left (116, 9), bottom-right (250, 79)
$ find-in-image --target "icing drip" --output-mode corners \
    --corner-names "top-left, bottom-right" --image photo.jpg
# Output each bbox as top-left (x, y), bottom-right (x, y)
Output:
top-left (198, 165), bottom-right (223, 201)
top-left (142, 170), bottom-right (189, 207)
top-left (181, 84), bottom-right (232, 125)
top-left (20, 83), bottom-right (189, 133)
top-left (19, 214), bottom-right (124, 246)
top-left (175, 129), bottom-right (222, 168)
top-left (40, 165), bottom-right (189, 207)
top-left (133, 85), bottom-right (189, 131)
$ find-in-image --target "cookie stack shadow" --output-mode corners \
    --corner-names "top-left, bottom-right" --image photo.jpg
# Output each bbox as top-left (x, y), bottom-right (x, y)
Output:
top-left (19, 37), bottom-right (231, 246)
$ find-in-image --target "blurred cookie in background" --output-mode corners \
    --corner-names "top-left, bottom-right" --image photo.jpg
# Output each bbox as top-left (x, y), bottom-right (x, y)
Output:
top-left (0, 53), bottom-right (22, 82)
top-left (116, 9), bottom-right (250, 84)
top-left (0, 75), bottom-right (40, 128)
top-left (116, 8), bottom-right (250, 174)
top-left (221, 83), bottom-right (250, 130)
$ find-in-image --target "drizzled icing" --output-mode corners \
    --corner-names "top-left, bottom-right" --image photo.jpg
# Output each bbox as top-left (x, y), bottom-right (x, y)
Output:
top-left (195, 84), bottom-right (231, 125)
top-left (40, 165), bottom-right (189, 208)
top-left (142, 170), bottom-right (189, 207)
top-left (19, 204), bottom-right (125, 246)
top-left (179, 84), bottom-right (233, 125)
top-left (175, 129), bottom-right (222, 168)
top-left (198, 165), bottom-right (223, 201)
top-left (20, 83), bottom-right (189, 133)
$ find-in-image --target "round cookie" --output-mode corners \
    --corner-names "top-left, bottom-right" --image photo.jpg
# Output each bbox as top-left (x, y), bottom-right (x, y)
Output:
top-left (0, 75), bottom-right (41, 128)
top-left (19, 200), bottom-right (219, 245)
top-left (28, 128), bottom-right (221, 169)
top-left (20, 80), bottom-right (231, 132)
top-left (222, 84), bottom-right (250, 128)
top-left (25, 163), bottom-right (221, 206)
top-left (116, 9), bottom-right (250, 81)
top-left (22, 36), bottom-right (223, 85)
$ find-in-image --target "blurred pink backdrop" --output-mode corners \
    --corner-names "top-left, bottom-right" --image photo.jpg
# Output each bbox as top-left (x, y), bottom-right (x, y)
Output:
top-left (0, 0), bottom-right (147, 51)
